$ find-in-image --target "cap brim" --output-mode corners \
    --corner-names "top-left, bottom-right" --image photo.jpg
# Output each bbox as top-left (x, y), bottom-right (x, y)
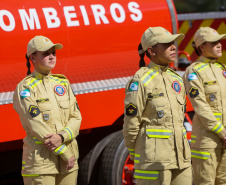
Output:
top-left (38, 43), bottom-right (63, 52)
top-left (159, 34), bottom-right (185, 44)
top-left (206, 34), bottom-right (226, 42)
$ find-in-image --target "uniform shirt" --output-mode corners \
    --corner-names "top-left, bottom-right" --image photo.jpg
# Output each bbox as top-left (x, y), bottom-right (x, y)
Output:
top-left (123, 62), bottom-right (191, 171)
top-left (183, 56), bottom-right (226, 149)
top-left (13, 70), bottom-right (82, 175)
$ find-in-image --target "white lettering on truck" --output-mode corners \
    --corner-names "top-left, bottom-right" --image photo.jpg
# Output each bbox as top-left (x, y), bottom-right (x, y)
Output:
top-left (0, 2), bottom-right (143, 32)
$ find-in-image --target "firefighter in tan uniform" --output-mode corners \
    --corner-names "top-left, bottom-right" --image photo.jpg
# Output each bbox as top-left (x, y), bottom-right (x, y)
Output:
top-left (123, 27), bottom-right (192, 185)
top-left (183, 27), bottom-right (226, 185)
top-left (13, 36), bottom-right (82, 185)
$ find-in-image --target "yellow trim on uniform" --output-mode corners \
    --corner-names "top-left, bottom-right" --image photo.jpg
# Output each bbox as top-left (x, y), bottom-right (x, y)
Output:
top-left (141, 69), bottom-right (159, 86)
top-left (128, 148), bottom-right (135, 156)
top-left (213, 113), bottom-right (222, 121)
top-left (212, 121), bottom-right (224, 134)
top-left (62, 127), bottom-right (74, 140)
top-left (191, 150), bottom-right (210, 160)
top-left (22, 174), bottom-right (39, 177)
top-left (33, 137), bottom-right (43, 144)
top-left (27, 78), bottom-right (42, 89)
top-left (54, 144), bottom-right (66, 155)
top-left (146, 129), bottom-right (172, 138)
top-left (214, 63), bottom-right (224, 69)
top-left (191, 135), bottom-right (196, 143)
top-left (183, 129), bottom-right (187, 138)
top-left (194, 63), bottom-right (209, 72)
top-left (167, 69), bottom-right (183, 85)
top-left (134, 154), bottom-right (140, 163)
top-left (51, 76), bottom-right (69, 86)
top-left (134, 170), bottom-right (159, 180)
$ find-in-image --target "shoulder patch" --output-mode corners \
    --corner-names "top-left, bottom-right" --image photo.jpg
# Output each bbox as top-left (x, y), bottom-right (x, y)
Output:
top-left (189, 86), bottom-right (199, 98)
top-left (20, 89), bottom-right (30, 99)
top-left (129, 82), bottom-right (139, 92)
top-left (28, 105), bottom-right (40, 118)
top-left (188, 72), bottom-right (197, 81)
top-left (126, 103), bottom-right (137, 116)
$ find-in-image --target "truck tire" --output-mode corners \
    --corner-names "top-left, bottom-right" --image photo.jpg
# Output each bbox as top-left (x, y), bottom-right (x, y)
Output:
top-left (98, 131), bottom-right (135, 185)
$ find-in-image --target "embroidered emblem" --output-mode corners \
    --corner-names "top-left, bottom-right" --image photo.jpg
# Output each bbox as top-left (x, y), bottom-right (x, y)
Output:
top-left (188, 72), bottom-right (197, 81)
top-left (148, 93), bottom-right (164, 99)
top-left (129, 82), bottom-right (139, 92)
top-left (203, 81), bottom-right (217, 85)
top-left (189, 87), bottom-right (199, 98)
top-left (36, 98), bottom-right (49, 103)
top-left (172, 81), bottom-right (181, 93)
top-left (157, 110), bottom-right (164, 118)
top-left (28, 105), bottom-right (40, 118)
top-left (43, 114), bottom-right (49, 121)
top-left (223, 70), bottom-right (226, 78)
top-left (54, 85), bottom-right (66, 96)
top-left (209, 94), bottom-right (216, 101)
top-left (20, 89), bottom-right (30, 99)
top-left (126, 103), bottom-right (137, 116)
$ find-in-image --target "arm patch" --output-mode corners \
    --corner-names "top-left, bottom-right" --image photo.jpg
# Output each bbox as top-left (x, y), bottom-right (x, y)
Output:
top-left (189, 87), bottom-right (199, 98)
top-left (126, 103), bottom-right (137, 116)
top-left (28, 105), bottom-right (41, 118)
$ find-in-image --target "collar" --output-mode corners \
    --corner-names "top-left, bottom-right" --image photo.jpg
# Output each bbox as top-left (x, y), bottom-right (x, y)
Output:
top-left (148, 62), bottom-right (169, 72)
top-left (32, 70), bottom-right (52, 80)
top-left (199, 56), bottom-right (217, 63)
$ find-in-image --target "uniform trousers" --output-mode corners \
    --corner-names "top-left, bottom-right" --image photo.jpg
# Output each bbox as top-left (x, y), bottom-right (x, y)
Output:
top-left (23, 170), bottom-right (78, 185)
top-left (136, 166), bottom-right (192, 185)
top-left (192, 147), bottom-right (226, 185)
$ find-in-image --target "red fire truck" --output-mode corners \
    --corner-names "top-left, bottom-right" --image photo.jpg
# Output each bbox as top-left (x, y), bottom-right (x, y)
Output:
top-left (1, 0), bottom-right (225, 184)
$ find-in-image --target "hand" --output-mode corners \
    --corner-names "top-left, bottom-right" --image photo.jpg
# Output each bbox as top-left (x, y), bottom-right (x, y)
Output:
top-left (66, 156), bottom-right (75, 170)
top-left (44, 134), bottom-right (63, 151)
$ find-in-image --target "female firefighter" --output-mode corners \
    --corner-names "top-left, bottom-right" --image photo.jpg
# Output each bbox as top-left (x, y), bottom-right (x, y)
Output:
top-left (13, 36), bottom-right (82, 185)
top-left (183, 27), bottom-right (226, 185)
top-left (123, 27), bottom-right (192, 185)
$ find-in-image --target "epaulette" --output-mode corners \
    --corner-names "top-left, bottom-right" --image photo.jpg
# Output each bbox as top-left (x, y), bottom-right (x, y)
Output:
top-left (51, 74), bottom-right (69, 86)
top-left (133, 67), bottom-right (149, 79)
top-left (191, 61), bottom-right (209, 73)
top-left (167, 68), bottom-right (183, 85)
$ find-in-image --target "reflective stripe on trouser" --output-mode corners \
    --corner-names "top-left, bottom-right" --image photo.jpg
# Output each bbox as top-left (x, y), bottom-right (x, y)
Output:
top-left (135, 167), bottom-right (192, 185)
top-left (192, 148), bottom-right (226, 185)
top-left (23, 170), bottom-right (78, 185)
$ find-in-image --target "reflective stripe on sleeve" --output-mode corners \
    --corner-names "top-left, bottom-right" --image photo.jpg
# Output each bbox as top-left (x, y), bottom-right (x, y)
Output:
top-left (62, 127), bottom-right (74, 140)
top-left (191, 150), bottom-right (210, 160)
top-left (183, 129), bottom-right (187, 138)
top-left (214, 63), bottom-right (224, 69)
top-left (191, 135), bottom-right (196, 143)
top-left (54, 144), bottom-right (66, 155)
top-left (146, 129), bottom-right (172, 138)
top-left (50, 76), bottom-right (68, 86)
top-left (22, 174), bottom-right (39, 177)
top-left (22, 161), bottom-right (25, 169)
top-left (141, 69), bottom-right (159, 86)
top-left (134, 154), bottom-right (140, 163)
top-left (33, 137), bottom-right (43, 144)
top-left (212, 122), bottom-right (224, 134)
top-left (134, 170), bottom-right (159, 180)
top-left (213, 113), bottom-right (222, 121)
top-left (128, 148), bottom-right (135, 156)
top-left (194, 63), bottom-right (209, 72)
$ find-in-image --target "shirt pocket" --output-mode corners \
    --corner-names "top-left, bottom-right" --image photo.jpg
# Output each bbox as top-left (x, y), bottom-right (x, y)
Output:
top-left (38, 102), bottom-right (53, 128)
top-left (145, 127), bottom-right (173, 163)
top-left (176, 95), bottom-right (186, 122)
top-left (59, 100), bottom-right (70, 126)
top-left (204, 84), bottom-right (218, 108)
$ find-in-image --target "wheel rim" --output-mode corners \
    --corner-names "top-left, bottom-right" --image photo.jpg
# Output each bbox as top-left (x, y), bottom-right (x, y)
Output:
top-left (122, 155), bottom-right (135, 185)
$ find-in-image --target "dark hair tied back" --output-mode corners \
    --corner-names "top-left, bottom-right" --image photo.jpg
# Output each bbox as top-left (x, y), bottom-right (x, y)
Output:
top-left (26, 54), bottom-right (31, 75)
top-left (192, 41), bottom-right (201, 56)
top-left (138, 43), bottom-right (145, 68)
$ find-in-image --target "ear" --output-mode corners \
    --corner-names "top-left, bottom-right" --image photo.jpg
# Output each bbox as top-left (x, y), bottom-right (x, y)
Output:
top-left (199, 44), bottom-right (205, 52)
top-left (29, 55), bottom-right (36, 63)
top-left (147, 47), bottom-right (155, 56)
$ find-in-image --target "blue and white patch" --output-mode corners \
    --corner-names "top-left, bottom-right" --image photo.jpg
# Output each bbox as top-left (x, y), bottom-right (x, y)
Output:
top-left (129, 82), bottom-right (138, 92)
top-left (188, 72), bottom-right (197, 81)
top-left (20, 89), bottom-right (30, 99)
top-left (172, 81), bottom-right (181, 93)
top-left (54, 85), bottom-right (66, 96)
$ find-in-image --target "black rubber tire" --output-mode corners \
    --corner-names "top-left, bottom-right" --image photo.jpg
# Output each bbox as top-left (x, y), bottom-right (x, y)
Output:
top-left (98, 131), bottom-right (129, 185)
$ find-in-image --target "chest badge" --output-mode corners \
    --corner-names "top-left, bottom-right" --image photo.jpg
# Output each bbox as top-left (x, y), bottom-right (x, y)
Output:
top-left (209, 94), bottom-right (216, 101)
top-left (223, 70), bottom-right (226, 78)
top-left (172, 81), bottom-right (181, 93)
top-left (54, 85), bottom-right (66, 96)
top-left (157, 110), bottom-right (164, 118)
top-left (43, 114), bottom-right (49, 121)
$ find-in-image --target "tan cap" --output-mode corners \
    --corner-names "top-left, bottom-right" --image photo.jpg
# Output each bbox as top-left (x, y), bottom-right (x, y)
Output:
top-left (141, 27), bottom-right (184, 51)
top-left (27, 36), bottom-right (63, 57)
top-left (193, 27), bottom-right (226, 47)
